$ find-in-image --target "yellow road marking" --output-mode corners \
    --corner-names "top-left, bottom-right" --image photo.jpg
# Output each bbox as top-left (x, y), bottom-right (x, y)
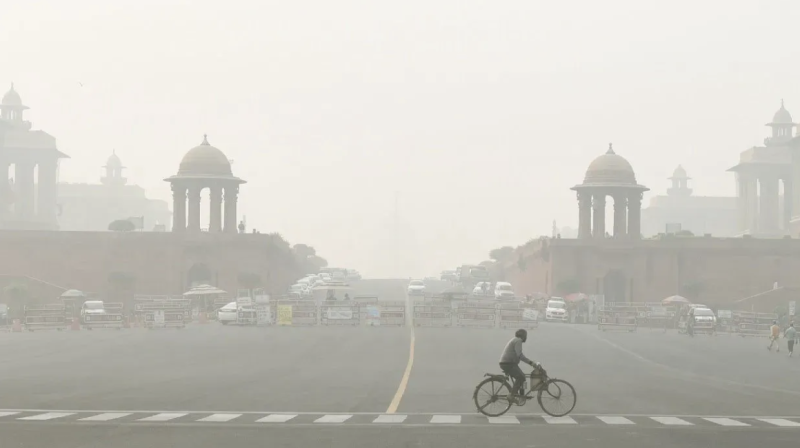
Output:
top-left (386, 327), bottom-right (415, 414)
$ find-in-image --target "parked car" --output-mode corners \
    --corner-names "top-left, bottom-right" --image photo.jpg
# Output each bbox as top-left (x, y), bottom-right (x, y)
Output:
top-left (407, 279), bottom-right (426, 296)
top-left (545, 298), bottom-right (568, 322)
top-left (217, 302), bottom-right (238, 325)
top-left (493, 282), bottom-right (515, 299)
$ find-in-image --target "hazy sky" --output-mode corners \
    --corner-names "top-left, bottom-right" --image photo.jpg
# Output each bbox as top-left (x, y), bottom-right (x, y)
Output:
top-left (3, 0), bottom-right (799, 277)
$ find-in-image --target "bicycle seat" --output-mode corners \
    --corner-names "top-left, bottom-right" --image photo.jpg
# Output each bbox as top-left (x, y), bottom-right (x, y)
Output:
top-left (484, 373), bottom-right (508, 379)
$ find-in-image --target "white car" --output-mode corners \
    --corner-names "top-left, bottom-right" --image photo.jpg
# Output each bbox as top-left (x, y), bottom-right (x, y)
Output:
top-left (545, 299), bottom-right (568, 322)
top-left (407, 280), bottom-right (426, 296)
top-left (494, 282), bottom-right (515, 299)
top-left (320, 273), bottom-right (332, 282)
top-left (218, 302), bottom-right (238, 325)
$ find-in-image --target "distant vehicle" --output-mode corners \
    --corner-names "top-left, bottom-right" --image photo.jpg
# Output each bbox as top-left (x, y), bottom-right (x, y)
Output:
top-left (459, 265), bottom-right (488, 284)
top-left (440, 270), bottom-right (458, 282)
top-left (346, 270), bottom-right (362, 281)
top-left (331, 269), bottom-right (347, 280)
top-left (472, 282), bottom-right (492, 296)
top-left (690, 307), bottom-right (716, 324)
top-left (493, 282), bottom-right (515, 299)
top-left (408, 279), bottom-right (426, 296)
top-left (545, 298), bottom-right (568, 322)
top-left (80, 300), bottom-right (123, 329)
top-left (320, 272), bottom-right (332, 281)
top-left (217, 302), bottom-right (238, 325)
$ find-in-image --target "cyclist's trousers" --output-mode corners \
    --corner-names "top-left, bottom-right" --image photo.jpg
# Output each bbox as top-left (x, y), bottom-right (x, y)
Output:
top-left (500, 362), bottom-right (525, 396)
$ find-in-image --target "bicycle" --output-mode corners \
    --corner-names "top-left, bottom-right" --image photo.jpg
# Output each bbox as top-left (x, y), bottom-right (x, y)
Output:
top-left (473, 366), bottom-right (576, 417)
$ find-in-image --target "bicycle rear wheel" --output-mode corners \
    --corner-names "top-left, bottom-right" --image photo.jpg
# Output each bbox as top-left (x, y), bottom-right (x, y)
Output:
top-left (473, 377), bottom-right (513, 417)
top-left (537, 379), bottom-right (576, 417)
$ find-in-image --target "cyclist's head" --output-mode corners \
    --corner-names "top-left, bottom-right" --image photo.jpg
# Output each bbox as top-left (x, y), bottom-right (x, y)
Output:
top-left (515, 329), bottom-right (528, 342)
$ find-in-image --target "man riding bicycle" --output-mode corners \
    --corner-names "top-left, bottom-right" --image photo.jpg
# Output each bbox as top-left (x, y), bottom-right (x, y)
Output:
top-left (499, 329), bottom-right (539, 403)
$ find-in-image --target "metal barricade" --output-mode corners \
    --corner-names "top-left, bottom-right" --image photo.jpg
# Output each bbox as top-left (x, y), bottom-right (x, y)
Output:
top-left (375, 301), bottom-right (406, 326)
top-left (320, 302), bottom-right (360, 326)
top-left (135, 299), bottom-right (189, 329)
top-left (24, 304), bottom-right (68, 331)
top-left (455, 300), bottom-right (497, 328)
top-left (276, 300), bottom-right (318, 326)
top-left (732, 311), bottom-right (776, 337)
top-left (498, 302), bottom-right (539, 329)
top-left (413, 300), bottom-right (452, 327)
top-left (597, 307), bottom-right (637, 332)
top-left (354, 296), bottom-right (378, 323)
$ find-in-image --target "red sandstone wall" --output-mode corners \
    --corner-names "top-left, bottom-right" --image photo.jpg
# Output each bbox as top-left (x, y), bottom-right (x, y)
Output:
top-left (0, 231), bottom-right (300, 301)
top-left (502, 236), bottom-right (800, 307)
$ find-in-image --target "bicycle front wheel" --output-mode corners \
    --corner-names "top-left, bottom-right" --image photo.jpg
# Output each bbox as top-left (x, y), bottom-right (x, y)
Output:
top-left (537, 379), bottom-right (577, 417)
top-left (473, 377), bottom-right (513, 417)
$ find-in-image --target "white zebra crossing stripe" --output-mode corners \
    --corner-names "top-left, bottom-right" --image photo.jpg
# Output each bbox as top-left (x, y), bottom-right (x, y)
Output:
top-left (597, 416), bottom-right (634, 425)
top-left (79, 413), bottom-right (132, 422)
top-left (256, 414), bottom-right (297, 423)
top-left (487, 416), bottom-right (519, 424)
top-left (651, 417), bottom-right (693, 426)
top-left (137, 413), bottom-right (188, 422)
top-left (196, 414), bottom-right (242, 423)
top-left (703, 418), bottom-right (749, 427)
top-left (544, 416), bottom-right (577, 424)
top-left (430, 415), bottom-right (461, 424)
top-left (373, 415), bottom-right (407, 423)
top-left (758, 418), bottom-right (800, 427)
top-left (18, 412), bottom-right (75, 421)
top-left (314, 414), bottom-right (352, 423)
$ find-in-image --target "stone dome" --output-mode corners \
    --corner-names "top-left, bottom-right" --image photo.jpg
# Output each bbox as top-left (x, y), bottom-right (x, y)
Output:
top-left (177, 135), bottom-right (232, 177)
top-left (105, 150), bottom-right (122, 168)
top-left (670, 164), bottom-right (688, 179)
top-left (1, 83), bottom-right (24, 107)
top-left (772, 100), bottom-right (793, 124)
top-left (583, 144), bottom-right (637, 185)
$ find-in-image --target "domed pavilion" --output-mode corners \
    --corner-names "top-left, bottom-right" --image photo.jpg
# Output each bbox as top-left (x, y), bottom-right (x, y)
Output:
top-left (164, 135), bottom-right (245, 233)
top-left (571, 144), bottom-right (649, 239)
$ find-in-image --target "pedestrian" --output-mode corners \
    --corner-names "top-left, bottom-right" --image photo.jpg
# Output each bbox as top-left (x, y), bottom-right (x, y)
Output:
top-left (768, 321), bottom-right (781, 352)
top-left (785, 324), bottom-right (797, 357)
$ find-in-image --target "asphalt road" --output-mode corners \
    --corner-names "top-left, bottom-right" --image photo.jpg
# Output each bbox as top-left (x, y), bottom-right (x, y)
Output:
top-left (1, 278), bottom-right (799, 447)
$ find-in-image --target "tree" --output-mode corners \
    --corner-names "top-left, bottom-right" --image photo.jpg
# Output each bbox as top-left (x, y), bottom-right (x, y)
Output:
top-left (3, 283), bottom-right (29, 319)
top-left (680, 280), bottom-right (705, 300)
top-left (489, 246), bottom-right (514, 262)
top-left (556, 278), bottom-right (581, 295)
top-left (306, 255), bottom-right (328, 270)
top-left (237, 272), bottom-right (262, 290)
top-left (108, 219), bottom-right (135, 231)
top-left (293, 244), bottom-right (316, 259)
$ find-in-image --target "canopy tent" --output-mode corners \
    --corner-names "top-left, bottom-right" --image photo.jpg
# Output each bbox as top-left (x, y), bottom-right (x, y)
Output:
top-left (662, 295), bottom-right (691, 305)
top-left (183, 284), bottom-right (227, 296)
top-left (60, 289), bottom-right (86, 299)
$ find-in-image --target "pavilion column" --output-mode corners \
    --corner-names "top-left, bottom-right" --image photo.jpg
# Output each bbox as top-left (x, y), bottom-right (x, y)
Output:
top-left (758, 176), bottom-right (780, 234)
top-left (628, 192), bottom-right (642, 239)
top-left (792, 151), bottom-right (800, 230)
top-left (577, 191), bottom-right (592, 239)
top-left (37, 160), bottom-right (58, 226)
top-left (0, 158), bottom-right (9, 219)
top-left (613, 194), bottom-right (627, 238)
top-left (171, 184), bottom-right (187, 232)
top-left (736, 173), bottom-right (748, 233)
top-left (782, 178), bottom-right (792, 231)
top-left (223, 184), bottom-right (239, 233)
top-left (15, 161), bottom-right (35, 219)
top-left (187, 185), bottom-right (202, 232)
top-left (745, 176), bottom-right (759, 233)
top-left (592, 193), bottom-right (606, 238)
top-left (209, 186), bottom-right (222, 232)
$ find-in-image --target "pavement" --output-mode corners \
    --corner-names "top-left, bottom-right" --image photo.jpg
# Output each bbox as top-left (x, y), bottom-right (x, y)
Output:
top-left (1, 278), bottom-right (799, 447)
